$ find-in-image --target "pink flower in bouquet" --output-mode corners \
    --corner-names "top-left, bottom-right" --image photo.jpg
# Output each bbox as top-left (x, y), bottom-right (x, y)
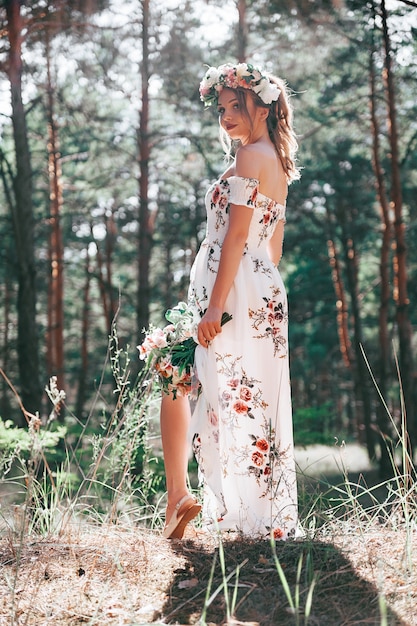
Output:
top-left (138, 302), bottom-right (232, 399)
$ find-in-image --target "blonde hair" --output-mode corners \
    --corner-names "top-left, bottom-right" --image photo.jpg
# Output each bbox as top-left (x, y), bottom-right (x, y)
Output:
top-left (219, 77), bottom-right (300, 183)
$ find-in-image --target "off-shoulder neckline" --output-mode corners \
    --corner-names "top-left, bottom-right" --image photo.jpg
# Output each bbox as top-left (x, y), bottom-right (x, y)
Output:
top-left (220, 176), bottom-right (286, 208)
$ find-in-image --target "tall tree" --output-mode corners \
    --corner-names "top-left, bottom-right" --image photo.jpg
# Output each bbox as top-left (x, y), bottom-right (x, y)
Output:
top-left (137, 0), bottom-right (153, 352)
top-left (4, 0), bottom-right (42, 421)
top-left (45, 26), bottom-right (65, 394)
top-left (380, 0), bottom-right (415, 450)
top-left (369, 3), bottom-right (393, 475)
top-left (236, 0), bottom-right (248, 62)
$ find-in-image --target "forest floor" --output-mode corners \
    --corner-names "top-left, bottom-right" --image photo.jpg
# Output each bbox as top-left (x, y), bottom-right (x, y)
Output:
top-left (0, 444), bottom-right (416, 626)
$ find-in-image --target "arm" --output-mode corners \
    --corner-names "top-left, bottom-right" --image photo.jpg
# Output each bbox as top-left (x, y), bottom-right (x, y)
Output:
top-left (197, 148), bottom-right (257, 346)
top-left (197, 202), bottom-right (253, 345)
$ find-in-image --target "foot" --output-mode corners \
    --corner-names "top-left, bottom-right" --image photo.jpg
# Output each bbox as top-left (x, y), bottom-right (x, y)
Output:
top-left (163, 494), bottom-right (201, 539)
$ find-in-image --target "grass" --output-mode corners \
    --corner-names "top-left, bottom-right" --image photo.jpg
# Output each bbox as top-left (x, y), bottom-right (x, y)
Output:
top-left (0, 339), bottom-right (416, 625)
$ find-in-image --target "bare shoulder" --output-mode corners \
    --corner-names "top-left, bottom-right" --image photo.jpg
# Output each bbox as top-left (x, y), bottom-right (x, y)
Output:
top-left (237, 143), bottom-right (287, 204)
top-left (234, 144), bottom-right (263, 179)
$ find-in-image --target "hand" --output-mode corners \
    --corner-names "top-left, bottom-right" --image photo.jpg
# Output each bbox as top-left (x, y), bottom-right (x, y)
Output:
top-left (197, 306), bottom-right (222, 347)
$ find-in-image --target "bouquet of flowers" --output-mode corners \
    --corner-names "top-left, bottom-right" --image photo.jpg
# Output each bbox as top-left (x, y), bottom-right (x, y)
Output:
top-left (138, 302), bottom-right (232, 399)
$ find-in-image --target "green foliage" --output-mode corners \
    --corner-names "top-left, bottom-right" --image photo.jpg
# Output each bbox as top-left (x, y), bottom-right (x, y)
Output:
top-left (293, 403), bottom-right (334, 446)
top-left (0, 0), bottom-right (416, 460)
top-left (0, 418), bottom-right (66, 458)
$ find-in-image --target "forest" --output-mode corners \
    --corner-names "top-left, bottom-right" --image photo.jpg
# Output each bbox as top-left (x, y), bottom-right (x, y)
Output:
top-left (1, 0), bottom-right (416, 469)
top-left (1, 2), bottom-right (417, 625)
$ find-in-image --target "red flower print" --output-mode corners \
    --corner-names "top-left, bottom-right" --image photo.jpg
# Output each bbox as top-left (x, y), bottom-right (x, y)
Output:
top-left (227, 378), bottom-right (239, 390)
top-left (251, 450), bottom-right (264, 466)
top-left (219, 195), bottom-right (228, 211)
top-left (264, 465), bottom-right (271, 476)
top-left (273, 527), bottom-right (284, 539)
top-left (263, 211), bottom-right (271, 224)
top-left (240, 386), bottom-right (252, 402)
top-left (212, 186), bottom-right (220, 204)
top-left (256, 438), bottom-right (269, 451)
top-left (250, 188), bottom-right (258, 204)
top-left (233, 400), bottom-right (249, 414)
top-left (222, 390), bottom-right (232, 402)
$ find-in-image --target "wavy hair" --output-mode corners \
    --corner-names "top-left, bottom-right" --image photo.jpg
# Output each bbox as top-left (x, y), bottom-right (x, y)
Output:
top-left (219, 76), bottom-right (300, 184)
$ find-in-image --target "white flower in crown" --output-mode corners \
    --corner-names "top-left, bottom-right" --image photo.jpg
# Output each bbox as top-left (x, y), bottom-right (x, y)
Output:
top-left (204, 66), bottom-right (221, 88)
top-left (252, 77), bottom-right (281, 105)
top-left (200, 62), bottom-right (281, 107)
top-left (235, 63), bottom-right (254, 81)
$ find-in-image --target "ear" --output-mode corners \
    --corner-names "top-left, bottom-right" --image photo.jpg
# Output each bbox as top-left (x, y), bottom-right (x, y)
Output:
top-left (259, 108), bottom-right (269, 122)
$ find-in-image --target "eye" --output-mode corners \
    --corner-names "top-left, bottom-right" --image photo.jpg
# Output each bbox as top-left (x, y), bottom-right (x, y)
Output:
top-left (218, 107), bottom-right (225, 115)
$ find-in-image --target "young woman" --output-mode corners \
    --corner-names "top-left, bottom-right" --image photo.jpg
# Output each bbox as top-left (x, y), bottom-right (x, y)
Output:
top-left (160, 62), bottom-right (300, 540)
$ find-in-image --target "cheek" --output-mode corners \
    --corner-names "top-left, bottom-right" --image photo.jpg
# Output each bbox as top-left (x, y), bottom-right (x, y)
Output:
top-left (219, 117), bottom-right (228, 130)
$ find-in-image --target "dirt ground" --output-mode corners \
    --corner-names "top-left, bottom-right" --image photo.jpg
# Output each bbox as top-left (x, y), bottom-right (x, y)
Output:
top-left (0, 521), bottom-right (416, 625)
top-left (0, 444), bottom-right (416, 626)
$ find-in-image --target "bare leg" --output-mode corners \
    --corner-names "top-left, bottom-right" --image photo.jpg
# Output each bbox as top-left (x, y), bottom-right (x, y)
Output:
top-left (160, 393), bottom-right (193, 522)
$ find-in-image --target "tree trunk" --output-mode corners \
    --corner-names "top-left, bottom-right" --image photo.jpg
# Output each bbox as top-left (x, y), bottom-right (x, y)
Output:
top-left (45, 28), bottom-right (65, 398)
top-left (368, 25), bottom-right (394, 476)
top-left (5, 0), bottom-right (42, 422)
top-left (381, 0), bottom-right (415, 453)
top-left (137, 0), bottom-right (153, 352)
top-left (327, 238), bottom-right (353, 370)
top-left (327, 212), bottom-right (375, 459)
top-left (75, 247), bottom-right (91, 419)
top-left (342, 232), bottom-right (376, 460)
top-left (104, 208), bottom-right (118, 328)
top-left (236, 0), bottom-right (248, 62)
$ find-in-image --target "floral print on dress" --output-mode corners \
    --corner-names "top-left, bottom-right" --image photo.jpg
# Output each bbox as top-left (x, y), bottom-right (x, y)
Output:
top-left (189, 176), bottom-right (298, 539)
top-left (249, 287), bottom-right (288, 357)
top-left (210, 179), bottom-right (230, 231)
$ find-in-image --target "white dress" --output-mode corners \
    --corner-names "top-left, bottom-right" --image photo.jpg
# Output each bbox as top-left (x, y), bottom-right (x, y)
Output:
top-left (188, 176), bottom-right (298, 540)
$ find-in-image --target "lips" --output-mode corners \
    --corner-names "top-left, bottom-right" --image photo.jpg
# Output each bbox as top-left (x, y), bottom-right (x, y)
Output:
top-left (225, 124), bottom-right (237, 132)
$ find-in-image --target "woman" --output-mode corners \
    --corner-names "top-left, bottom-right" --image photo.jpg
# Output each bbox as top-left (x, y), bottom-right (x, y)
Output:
top-left (161, 62), bottom-right (300, 540)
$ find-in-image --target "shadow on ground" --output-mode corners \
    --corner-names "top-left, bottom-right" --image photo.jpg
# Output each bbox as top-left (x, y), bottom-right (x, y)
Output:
top-left (162, 536), bottom-right (406, 625)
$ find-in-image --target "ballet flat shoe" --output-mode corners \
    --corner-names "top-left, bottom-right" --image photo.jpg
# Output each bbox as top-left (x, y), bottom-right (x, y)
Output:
top-left (163, 494), bottom-right (202, 539)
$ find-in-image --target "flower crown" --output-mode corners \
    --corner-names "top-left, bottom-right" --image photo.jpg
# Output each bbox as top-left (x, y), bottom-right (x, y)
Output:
top-left (199, 62), bottom-right (281, 107)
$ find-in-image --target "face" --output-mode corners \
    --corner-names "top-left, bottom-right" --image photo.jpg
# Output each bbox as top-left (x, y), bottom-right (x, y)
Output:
top-left (217, 87), bottom-right (259, 144)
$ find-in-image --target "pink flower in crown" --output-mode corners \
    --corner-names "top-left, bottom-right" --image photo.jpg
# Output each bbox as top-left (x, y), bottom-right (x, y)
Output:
top-left (237, 78), bottom-right (249, 89)
top-left (224, 67), bottom-right (239, 88)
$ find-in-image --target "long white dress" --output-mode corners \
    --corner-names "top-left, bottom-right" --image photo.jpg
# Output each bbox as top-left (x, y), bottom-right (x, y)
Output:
top-left (188, 176), bottom-right (298, 540)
